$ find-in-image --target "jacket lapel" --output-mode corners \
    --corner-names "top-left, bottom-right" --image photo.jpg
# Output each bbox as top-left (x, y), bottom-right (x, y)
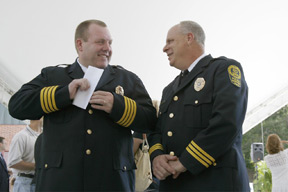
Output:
top-left (68, 61), bottom-right (85, 79)
top-left (173, 54), bottom-right (213, 93)
top-left (96, 65), bottom-right (116, 90)
top-left (67, 61), bottom-right (115, 90)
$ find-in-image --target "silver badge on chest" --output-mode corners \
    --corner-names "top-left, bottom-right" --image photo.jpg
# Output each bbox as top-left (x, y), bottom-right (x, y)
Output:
top-left (194, 77), bottom-right (205, 92)
top-left (115, 85), bottom-right (124, 96)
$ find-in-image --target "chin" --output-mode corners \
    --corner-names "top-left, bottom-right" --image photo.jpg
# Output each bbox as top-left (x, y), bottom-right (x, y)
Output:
top-left (93, 62), bottom-right (108, 69)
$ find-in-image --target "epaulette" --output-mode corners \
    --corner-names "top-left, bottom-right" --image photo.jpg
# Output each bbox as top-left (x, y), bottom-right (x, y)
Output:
top-left (213, 56), bottom-right (228, 61)
top-left (56, 64), bottom-right (69, 68)
top-left (111, 65), bottom-right (124, 70)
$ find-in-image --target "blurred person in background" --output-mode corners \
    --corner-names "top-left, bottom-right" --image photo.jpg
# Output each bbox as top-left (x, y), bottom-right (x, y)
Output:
top-left (0, 136), bottom-right (9, 192)
top-left (264, 134), bottom-right (288, 192)
top-left (8, 119), bottom-right (42, 192)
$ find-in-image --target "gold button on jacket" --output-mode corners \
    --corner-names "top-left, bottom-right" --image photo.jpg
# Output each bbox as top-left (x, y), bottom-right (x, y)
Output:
top-left (86, 149), bottom-right (91, 155)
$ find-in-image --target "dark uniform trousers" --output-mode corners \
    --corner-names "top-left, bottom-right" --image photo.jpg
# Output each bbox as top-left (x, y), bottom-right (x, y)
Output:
top-left (149, 55), bottom-right (250, 191)
top-left (8, 60), bottom-right (157, 191)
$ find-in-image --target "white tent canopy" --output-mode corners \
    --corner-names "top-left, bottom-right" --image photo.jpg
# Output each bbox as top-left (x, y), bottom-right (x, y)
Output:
top-left (1, 0), bottom-right (288, 131)
top-left (243, 85), bottom-right (288, 134)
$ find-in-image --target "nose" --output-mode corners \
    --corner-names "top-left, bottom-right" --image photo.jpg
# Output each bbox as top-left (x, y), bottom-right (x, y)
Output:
top-left (163, 44), bottom-right (168, 53)
top-left (103, 41), bottom-right (112, 52)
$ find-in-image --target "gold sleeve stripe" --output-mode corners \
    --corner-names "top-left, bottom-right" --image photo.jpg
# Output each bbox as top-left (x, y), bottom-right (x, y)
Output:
top-left (121, 98), bottom-right (131, 126)
top-left (43, 87), bottom-right (52, 113)
top-left (40, 86), bottom-right (59, 114)
top-left (51, 86), bottom-right (59, 111)
top-left (47, 87), bottom-right (54, 112)
top-left (117, 96), bottom-right (137, 127)
top-left (123, 99), bottom-right (136, 127)
top-left (149, 143), bottom-right (164, 155)
top-left (122, 98), bottom-right (136, 127)
top-left (192, 141), bottom-right (215, 162)
top-left (188, 144), bottom-right (212, 165)
top-left (186, 146), bottom-right (209, 168)
top-left (116, 97), bottom-right (129, 124)
top-left (40, 88), bottom-right (49, 114)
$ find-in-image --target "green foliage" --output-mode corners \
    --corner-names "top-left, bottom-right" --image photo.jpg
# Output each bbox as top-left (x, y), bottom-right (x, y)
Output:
top-left (253, 161), bottom-right (272, 192)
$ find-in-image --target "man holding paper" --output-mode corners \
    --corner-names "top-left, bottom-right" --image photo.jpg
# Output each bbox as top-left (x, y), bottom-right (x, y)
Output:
top-left (8, 19), bottom-right (157, 191)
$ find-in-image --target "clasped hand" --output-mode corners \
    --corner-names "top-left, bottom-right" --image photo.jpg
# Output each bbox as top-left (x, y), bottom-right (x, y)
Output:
top-left (69, 78), bottom-right (114, 113)
top-left (152, 154), bottom-right (187, 180)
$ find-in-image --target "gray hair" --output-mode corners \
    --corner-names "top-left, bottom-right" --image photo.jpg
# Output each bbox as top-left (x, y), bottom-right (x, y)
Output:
top-left (179, 21), bottom-right (205, 47)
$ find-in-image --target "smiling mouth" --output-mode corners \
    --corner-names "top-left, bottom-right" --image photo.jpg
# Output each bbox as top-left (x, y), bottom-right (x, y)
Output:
top-left (98, 54), bottom-right (109, 59)
top-left (167, 53), bottom-right (173, 60)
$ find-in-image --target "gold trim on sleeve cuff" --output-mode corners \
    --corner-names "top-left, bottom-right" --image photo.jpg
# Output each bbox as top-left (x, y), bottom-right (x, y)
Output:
top-left (186, 140), bottom-right (215, 168)
top-left (117, 96), bottom-right (137, 127)
top-left (149, 143), bottom-right (164, 155)
top-left (40, 86), bottom-right (59, 113)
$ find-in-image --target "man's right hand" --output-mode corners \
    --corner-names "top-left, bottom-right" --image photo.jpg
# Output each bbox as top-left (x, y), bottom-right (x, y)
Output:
top-left (152, 154), bottom-right (177, 180)
top-left (68, 78), bottom-right (90, 99)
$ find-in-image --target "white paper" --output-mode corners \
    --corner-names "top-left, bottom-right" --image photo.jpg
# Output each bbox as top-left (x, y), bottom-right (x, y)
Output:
top-left (72, 66), bottom-right (104, 109)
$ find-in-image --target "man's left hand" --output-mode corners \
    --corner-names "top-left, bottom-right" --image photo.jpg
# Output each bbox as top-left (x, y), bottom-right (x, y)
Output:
top-left (168, 158), bottom-right (187, 179)
top-left (90, 91), bottom-right (114, 113)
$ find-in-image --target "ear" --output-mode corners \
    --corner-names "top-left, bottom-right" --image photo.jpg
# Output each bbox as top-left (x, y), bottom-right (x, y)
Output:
top-left (187, 33), bottom-right (194, 45)
top-left (76, 39), bottom-right (83, 52)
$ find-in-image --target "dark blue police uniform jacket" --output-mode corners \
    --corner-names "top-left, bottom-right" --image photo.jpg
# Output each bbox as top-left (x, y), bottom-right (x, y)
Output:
top-left (9, 60), bottom-right (157, 191)
top-left (149, 55), bottom-right (250, 191)
top-left (0, 155), bottom-right (9, 192)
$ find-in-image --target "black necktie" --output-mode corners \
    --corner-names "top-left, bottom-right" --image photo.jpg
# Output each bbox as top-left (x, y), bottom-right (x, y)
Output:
top-left (179, 69), bottom-right (189, 86)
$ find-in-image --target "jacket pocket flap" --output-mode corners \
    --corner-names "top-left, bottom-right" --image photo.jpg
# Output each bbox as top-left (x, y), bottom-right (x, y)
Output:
top-left (41, 151), bottom-right (63, 169)
top-left (184, 94), bottom-right (212, 106)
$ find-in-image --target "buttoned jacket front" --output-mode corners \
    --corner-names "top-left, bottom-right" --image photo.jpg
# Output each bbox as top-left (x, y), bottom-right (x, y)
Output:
top-left (149, 55), bottom-right (250, 191)
top-left (9, 60), bottom-right (157, 191)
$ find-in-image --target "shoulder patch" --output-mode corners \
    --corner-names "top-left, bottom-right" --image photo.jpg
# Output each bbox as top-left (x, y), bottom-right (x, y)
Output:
top-left (227, 65), bottom-right (241, 87)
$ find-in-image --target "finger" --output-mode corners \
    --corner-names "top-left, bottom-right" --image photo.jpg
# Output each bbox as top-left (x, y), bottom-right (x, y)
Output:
top-left (94, 90), bottom-right (109, 96)
top-left (163, 155), bottom-right (177, 174)
top-left (91, 92), bottom-right (110, 101)
top-left (166, 155), bottom-right (178, 161)
top-left (153, 168), bottom-right (169, 180)
top-left (91, 102), bottom-right (112, 114)
top-left (90, 98), bottom-right (105, 106)
top-left (78, 79), bottom-right (90, 91)
top-left (162, 162), bottom-right (176, 175)
top-left (153, 160), bottom-right (173, 178)
top-left (91, 104), bottom-right (104, 110)
top-left (172, 172), bottom-right (180, 179)
top-left (154, 172), bottom-right (165, 181)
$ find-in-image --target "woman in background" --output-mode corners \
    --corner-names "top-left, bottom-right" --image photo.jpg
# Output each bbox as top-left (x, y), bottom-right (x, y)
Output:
top-left (264, 134), bottom-right (288, 192)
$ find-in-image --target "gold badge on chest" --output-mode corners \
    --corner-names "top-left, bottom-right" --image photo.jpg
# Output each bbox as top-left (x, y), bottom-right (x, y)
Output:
top-left (194, 77), bottom-right (206, 92)
top-left (115, 85), bottom-right (124, 96)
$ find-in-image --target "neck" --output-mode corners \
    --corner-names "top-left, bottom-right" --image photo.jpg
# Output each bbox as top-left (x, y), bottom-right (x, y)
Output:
top-left (29, 125), bottom-right (41, 133)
